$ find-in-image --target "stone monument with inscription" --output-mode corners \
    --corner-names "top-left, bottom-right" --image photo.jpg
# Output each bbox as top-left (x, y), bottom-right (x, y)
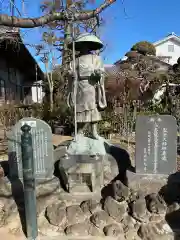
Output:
top-left (135, 115), bottom-right (177, 175)
top-left (7, 117), bottom-right (54, 181)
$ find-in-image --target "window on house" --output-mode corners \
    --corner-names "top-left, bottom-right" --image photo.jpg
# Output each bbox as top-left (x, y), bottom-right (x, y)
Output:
top-left (0, 78), bottom-right (5, 97)
top-left (7, 67), bottom-right (16, 101)
top-left (168, 44), bottom-right (174, 52)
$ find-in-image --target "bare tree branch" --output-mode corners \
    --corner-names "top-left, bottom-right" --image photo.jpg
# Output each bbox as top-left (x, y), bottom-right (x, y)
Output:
top-left (9, 0), bottom-right (22, 17)
top-left (0, 0), bottom-right (116, 28)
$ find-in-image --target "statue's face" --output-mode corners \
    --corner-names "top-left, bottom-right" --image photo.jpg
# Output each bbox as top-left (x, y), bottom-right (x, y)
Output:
top-left (79, 47), bottom-right (88, 54)
top-left (78, 47), bottom-right (92, 56)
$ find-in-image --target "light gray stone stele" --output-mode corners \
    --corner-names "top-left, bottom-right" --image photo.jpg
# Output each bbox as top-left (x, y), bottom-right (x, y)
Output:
top-left (135, 115), bottom-right (177, 175)
top-left (8, 117), bottom-right (54, 180)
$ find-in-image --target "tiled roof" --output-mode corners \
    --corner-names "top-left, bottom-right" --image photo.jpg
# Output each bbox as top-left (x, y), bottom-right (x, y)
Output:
top-left (0, 26), bottom-right (20, 42)
top-left (0, 26), bottom-right (19, 34)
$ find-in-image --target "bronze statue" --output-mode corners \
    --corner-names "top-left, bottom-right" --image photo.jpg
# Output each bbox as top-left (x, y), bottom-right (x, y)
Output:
top-left (68, 33), bottom-right (107, 139)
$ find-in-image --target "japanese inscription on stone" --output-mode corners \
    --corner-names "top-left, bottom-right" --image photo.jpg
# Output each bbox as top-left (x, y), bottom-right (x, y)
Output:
top-left (8, 117), bottom-right (54, 180)
top-left (135, 115), bottom-right (177, 174)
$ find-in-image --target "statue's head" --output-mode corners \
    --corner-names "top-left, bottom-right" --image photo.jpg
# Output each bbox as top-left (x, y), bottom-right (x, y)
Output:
top-left (68, 32), bottom-right (104, 53)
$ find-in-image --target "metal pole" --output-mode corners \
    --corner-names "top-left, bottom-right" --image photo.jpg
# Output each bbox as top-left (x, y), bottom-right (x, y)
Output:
top-left (21, 124), bottom-right (38, 240)
top-left (72, 23), bottom-right (78, 139)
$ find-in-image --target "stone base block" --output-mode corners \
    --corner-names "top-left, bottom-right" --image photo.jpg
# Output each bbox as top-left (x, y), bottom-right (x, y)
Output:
top-left (59, 155), bottom-right (105, 193)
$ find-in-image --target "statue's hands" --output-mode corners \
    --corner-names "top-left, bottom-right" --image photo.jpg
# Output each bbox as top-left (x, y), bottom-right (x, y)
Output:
top-left (68, 69), bottom-right (74, 75)
top-left (89, 69), bottom-right (104, 83)
top-left (94, 69), bottom-right (104, 76)
top-left (93, 69), bottom-right (105, 85)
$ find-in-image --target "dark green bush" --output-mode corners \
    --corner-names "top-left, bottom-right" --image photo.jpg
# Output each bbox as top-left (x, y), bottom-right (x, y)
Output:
top-left (125, 51), bottom-right (140, 60)
top-left (119, 62), bottom-right (131, 70)
top-left (131, 41), bottom-right (156, 56)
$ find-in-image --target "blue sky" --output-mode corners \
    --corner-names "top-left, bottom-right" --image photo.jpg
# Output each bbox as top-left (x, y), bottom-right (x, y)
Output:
top-left (3, 0), bottom-right (180, 71)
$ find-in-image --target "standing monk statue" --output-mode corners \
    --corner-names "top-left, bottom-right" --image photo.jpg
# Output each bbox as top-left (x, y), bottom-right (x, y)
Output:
top-left (67, 33), bottom-right (107, 139)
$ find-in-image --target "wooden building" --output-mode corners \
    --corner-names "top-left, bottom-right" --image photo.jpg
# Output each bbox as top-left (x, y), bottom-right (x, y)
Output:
top-left (0, 26), bottom-right (44, 105)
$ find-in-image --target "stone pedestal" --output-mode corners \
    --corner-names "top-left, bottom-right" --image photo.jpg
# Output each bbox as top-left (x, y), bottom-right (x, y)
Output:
top-left (66, 134), bottom-right (111, 156)
top-left (57, 135), bottom-right (112, 193)
top-left (59, 155), bottom-right (104, 193)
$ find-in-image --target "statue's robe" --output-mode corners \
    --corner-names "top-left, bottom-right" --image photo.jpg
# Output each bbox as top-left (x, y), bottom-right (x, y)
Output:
top-left (68, 53), bottom-right (107, 123)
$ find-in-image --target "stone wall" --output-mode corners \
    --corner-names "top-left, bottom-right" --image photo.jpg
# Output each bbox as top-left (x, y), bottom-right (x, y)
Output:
top-left (0, 176), bottom-right (178, 240)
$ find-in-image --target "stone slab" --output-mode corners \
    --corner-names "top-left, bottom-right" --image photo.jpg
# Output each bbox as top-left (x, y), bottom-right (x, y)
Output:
top-left (58, 189), bottom-right (102, 203)
top-left (67, 134), bottom-right (111, 155)
top-left (127, 170), bottom-right (168, 195)
top-left (37, 237), bottom-right (118, 240)
top-left (7, 117), bottom-right (54, 180)
top-left (135, 115), bottom-right (177, 175)
top-left (59, 154), bottom-right (104, 170)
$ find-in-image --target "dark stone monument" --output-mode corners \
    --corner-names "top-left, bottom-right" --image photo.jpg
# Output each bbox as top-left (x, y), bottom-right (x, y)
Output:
top-left (135, 115), bottom-right (177, 175)
top-left (8, 117), bottom-right (54, 180)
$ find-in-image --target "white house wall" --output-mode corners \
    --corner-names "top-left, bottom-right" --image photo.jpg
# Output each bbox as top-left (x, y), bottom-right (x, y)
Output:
top-left (155, 39), bottom-right (180, 65)
top-left (31, 80), bottom-right (44, 103)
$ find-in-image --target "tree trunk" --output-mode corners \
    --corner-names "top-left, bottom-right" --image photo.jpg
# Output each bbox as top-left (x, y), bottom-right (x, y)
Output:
top-left (49, 88), bottom-right (53, 112)
top-left (62, 21), bottom-right (72, 68)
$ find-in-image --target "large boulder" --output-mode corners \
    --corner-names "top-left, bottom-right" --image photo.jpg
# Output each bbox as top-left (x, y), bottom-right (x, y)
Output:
top-left (45, 202), bottom-right (66, 227)
top-left (66, 205), bottom-right (86, 225)
top-left (138, 222), bottom-right (173, 240)
top-left (103, 223), bottom-right (124, 238)
top-left (121, 214), bottom-right (137, 232)
top-left (112, 180), bottom-right (130, 201)
top-left (65, 222), bottom-right (90, 236)
top-left (90, 210), bottom-right (111, 229)
top-left (130, 193), bottom-right (149, 223)
top-left (166, 202), bottom-right (180, 214)
top-left (80, 199), bottom-right (100, 214)
top-left (146, 193), bottom-right (166, 214)
top-left (103, 196), bottom-right (128, 222)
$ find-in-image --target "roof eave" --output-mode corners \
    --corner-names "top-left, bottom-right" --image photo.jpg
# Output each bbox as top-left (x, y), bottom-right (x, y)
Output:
top-left (154, 35), bottom-right (180, 46)
top-left (149, 55), bottom-right (171, 67)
